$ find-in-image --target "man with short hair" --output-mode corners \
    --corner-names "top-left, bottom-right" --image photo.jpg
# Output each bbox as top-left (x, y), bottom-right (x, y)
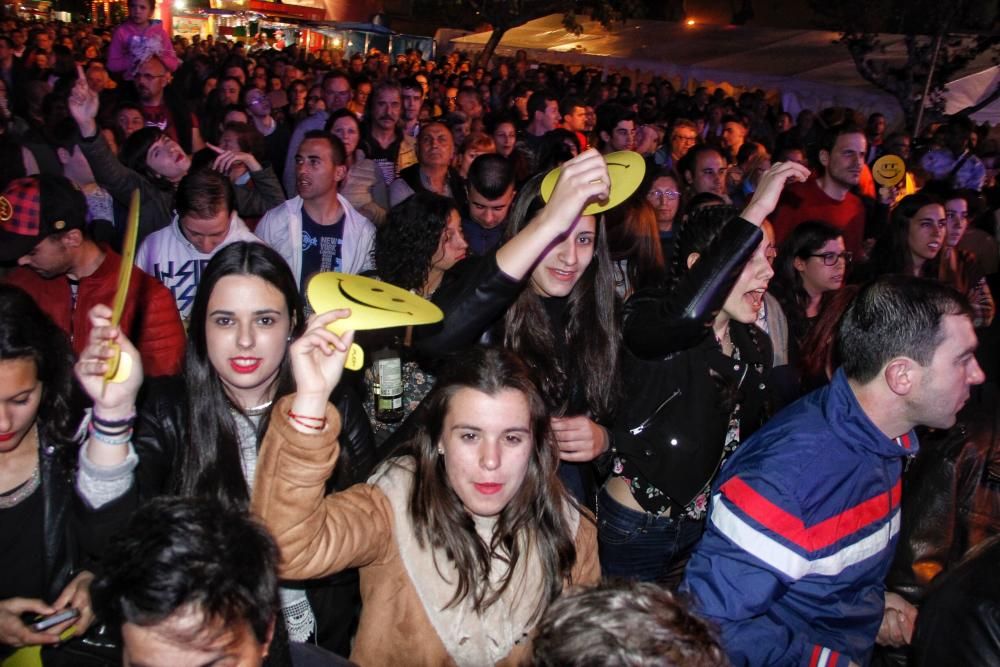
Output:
top-left (771, 124), bottom-right (868, 254)
top-left (92, 496), bottom-right (350, 667)
top-left (258, 132), bottom-right (375, 292)
top-left (133, 55), bottom-right (205, 153)
top-left (456, 87), bottom-right (483, 123)
top-left (1, 175), bottom-right (185, 376)
top-left (282, 70), bottom-right (354, 193)
top-left (680, 145), bottom-right (728, 199)
top-left (522, 90), bottom-right (560, 147)
top-left (596, 104), bottom-right (637, 154)
top-left (720, 115), bottom-right (748, 164)
top-left (683, 276), bottom-right (985, 667)
top-left (655, 118), bottom-right (698, 171)
top-left (388, 122), bottom-right (464, 210)
top-left (400, 76), bottom-right (424, 138)
top-left (560, 95), bottom-right (589, 152)
top-left (533, 580), bottom-right (725, 667)
top-left (363, 80), bottom-right (418, 186)
top-left (921, 116), bottom-right (986, 191)
top-left (462, 153), bottom-right (516, 256)
top-left (137, 168), bottom-right (260, 320)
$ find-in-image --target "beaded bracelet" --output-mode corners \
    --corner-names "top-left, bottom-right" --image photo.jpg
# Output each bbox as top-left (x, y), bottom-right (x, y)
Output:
top-left (88, 422), bottom-right (133, 446)
top-left (92, 410), bottom-right (137, 430)
top-left (287, 411), bottom-right (326, 431)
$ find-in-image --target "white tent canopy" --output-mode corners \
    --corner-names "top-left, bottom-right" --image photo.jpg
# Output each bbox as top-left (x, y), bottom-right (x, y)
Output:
top-left (450, 15), bottom-right (993, 127)
top-left (944, 66), bottom-right (1000, 125)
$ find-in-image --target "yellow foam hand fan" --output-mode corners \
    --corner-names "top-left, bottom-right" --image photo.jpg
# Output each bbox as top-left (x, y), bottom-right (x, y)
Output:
top-left (306, 273), bottom-right (445, 371)
top-left (540, 150), bottom-right (646, 215)
top-left (103, 188), bottom-right (140, 392)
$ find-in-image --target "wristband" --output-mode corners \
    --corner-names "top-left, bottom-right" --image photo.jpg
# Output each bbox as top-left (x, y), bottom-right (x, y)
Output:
top-left (88, 422), bottom-right (133, 445)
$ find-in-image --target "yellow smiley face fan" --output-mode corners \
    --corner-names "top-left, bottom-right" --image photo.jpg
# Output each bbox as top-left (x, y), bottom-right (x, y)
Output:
top-left (306, 273), bottom-right (445, 370)
top-left (539, 150), bottom-right (646, 215)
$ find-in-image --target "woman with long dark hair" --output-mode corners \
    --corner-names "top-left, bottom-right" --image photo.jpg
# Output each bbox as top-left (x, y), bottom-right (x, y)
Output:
top-left (601, 161), bottom-right (809, 586)
top-left (769, 220), bottom-right (849, 345)
top-left (865, 193), bottom-right (947, 280)
top-left (253, 343), bottom-right (599, 665)
top-left (0, 285), bottom-right (103, 652)
top-left (74, 242), bottom-right (375, 656)
top-left (413, 149), bottom-right (621, 504)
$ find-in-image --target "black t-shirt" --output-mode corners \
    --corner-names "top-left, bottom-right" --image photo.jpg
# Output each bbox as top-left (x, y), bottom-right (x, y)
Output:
top-left (0, 483), bottom-right (46, 600)
top-left (300, 207), bottom-right (345, 297)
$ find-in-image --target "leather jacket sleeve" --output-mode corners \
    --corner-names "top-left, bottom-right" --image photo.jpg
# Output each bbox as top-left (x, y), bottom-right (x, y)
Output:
top-left (328, 383), bottom-right (377, 491)
top-left (623, 217), bottom-right (762, 359)
top-left (412, 253), bottom-right (523, 364)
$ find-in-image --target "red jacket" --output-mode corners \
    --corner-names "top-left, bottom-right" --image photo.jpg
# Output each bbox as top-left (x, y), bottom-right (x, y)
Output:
top-left (5, 247), bottom-right (185, 377)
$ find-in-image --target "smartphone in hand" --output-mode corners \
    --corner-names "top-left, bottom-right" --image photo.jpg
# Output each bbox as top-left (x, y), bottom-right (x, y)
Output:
top-left (29, 608), bottom-right (80, 632)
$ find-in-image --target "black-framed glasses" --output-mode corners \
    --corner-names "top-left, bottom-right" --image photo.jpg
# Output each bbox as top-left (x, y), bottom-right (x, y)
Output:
top-left (647, 189), bottom-right (681, 201)
top-left (809, 251), bottom-right (853, 266)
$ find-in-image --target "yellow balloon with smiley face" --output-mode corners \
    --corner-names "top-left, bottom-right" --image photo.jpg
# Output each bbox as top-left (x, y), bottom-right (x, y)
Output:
top-left (306, 272), bottom-right (445, 370)
top-left (872, 155), bottom-right (906, 188)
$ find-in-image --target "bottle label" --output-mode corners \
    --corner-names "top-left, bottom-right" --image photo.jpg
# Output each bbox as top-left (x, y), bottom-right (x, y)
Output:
top-left (377, 357), bottom-right (403, 397)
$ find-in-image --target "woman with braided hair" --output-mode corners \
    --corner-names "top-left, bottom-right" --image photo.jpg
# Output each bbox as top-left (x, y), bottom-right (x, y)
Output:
top-left (599, 161), bottom-right (810, 586)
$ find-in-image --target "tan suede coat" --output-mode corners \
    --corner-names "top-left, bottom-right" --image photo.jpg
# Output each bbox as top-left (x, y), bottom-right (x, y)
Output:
top-left (252, 396), bottom-right (600, 667)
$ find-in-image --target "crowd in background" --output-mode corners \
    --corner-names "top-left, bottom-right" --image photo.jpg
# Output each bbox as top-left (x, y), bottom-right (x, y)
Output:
top-left (1, 9), bottom-right (999, 667)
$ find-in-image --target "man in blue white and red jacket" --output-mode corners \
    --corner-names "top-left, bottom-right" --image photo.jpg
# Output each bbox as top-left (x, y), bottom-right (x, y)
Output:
top-left (682, 276), bottom-right (985, 667)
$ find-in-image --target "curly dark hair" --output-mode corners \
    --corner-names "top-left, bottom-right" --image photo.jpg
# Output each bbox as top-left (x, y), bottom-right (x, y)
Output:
top-left (375, 191), bottom-right (457, 291)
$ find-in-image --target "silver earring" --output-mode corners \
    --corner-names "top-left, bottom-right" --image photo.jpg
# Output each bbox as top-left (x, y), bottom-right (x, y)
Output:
top-left (437, 445), bottom-right (444, 455)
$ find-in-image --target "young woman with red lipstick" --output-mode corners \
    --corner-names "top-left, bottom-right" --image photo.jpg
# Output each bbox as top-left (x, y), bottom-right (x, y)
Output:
top-left (252, 344), bottom-right (599, 666)
top-left (74, 242), bottom-right (375, 658)
top-left (0, 286), bottom-right (102, 652)
top-left (413, 148), bottom-right (620, 506)
top-left (600, 161), bottom-right (810, 586)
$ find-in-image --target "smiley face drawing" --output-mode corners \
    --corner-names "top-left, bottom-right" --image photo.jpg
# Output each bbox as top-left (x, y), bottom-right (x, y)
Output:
top-left (872, 155), bottom-right (906, 188)
top-left (307, 272), bottom-right (444, 369)
top-left (540, 150), bottom-right (646, 215)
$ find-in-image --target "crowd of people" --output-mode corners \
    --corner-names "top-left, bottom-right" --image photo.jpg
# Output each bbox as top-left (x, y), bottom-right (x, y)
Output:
top-left (1, 7), bottom-right (999, 667)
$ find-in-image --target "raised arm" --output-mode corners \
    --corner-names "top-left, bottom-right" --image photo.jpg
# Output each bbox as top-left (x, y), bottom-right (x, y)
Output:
top-left (252, 310), bottom-right (393, 579)
top-left (74, 304), bottom-right (145, 508)
top-left (624, 161), bottom-right (810, 359)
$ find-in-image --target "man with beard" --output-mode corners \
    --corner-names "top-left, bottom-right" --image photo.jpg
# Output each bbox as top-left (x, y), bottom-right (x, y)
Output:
top-left (364, 80), bottom-right (417, 186)
top-left (133, 55), bottom-right (204, 153)
top-left (257, 132), bottom-right (374, 294)
top-left (770, 124), bottom-right (868, 255)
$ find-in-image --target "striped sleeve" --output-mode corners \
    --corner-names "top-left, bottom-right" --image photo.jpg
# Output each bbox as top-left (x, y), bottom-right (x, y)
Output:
top-left (683, 472), bottom-right (897, 666)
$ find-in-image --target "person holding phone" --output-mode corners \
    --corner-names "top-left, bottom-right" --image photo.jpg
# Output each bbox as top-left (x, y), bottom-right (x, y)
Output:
top-left (0, 285), bottom-right (100, 653)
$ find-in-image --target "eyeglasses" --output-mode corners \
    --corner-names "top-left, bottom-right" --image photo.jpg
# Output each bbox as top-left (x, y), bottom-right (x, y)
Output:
top-left (647, 189), bottom-right (681, 202)
top-left (809, 251), bottom-right (853, 266)
top-left (135, 72), bottom-right (166, 82)
top-left (672, 134), bottom-right (697, 144)
top-left (247, 97), bottom-right (268, 106)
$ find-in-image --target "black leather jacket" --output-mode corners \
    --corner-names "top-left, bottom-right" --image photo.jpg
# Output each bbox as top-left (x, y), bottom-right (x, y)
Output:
top-left (887, 387), bottom-right (1000, 604)
top-left (612, 217), bottom-right (773, 510)
top-left (131, 376), bottom-right (376, 498)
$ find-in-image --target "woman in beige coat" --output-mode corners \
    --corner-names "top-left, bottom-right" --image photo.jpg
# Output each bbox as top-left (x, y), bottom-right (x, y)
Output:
top-left (253, 328), bottom-right (598, 666)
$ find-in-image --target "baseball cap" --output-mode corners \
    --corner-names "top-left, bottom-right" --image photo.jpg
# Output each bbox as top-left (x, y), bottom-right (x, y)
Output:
top-left (0, 175), bottom-right (88, 262)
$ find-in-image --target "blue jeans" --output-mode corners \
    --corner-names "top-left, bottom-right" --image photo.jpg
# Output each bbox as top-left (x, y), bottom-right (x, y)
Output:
top-left (597, 485), bottom-right (706, 587)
